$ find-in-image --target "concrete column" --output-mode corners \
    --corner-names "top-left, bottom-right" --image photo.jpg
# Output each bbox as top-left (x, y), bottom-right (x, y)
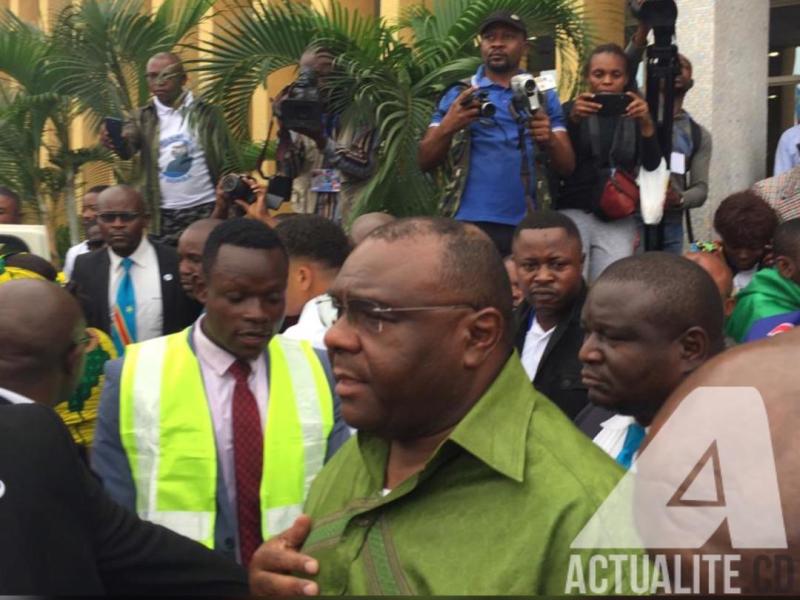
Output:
top-left (675, 0), bottom-right (769, 240)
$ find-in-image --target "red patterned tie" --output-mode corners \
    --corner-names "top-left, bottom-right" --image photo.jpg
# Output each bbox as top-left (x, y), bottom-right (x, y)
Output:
top-left (228, 359), bottom-right (263, 566)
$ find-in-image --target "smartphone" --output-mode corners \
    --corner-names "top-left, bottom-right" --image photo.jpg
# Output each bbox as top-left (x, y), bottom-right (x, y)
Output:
top-left (594, 93), bottom-right (632, 117)
top-left (266, 175), bottom-right (293, 210)
top-left (104, 117), bottom-right (126, 155)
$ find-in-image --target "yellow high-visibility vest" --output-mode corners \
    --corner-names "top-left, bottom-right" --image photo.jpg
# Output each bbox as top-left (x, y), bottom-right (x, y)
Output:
top-left (118, 328), bottom-right (334, 548)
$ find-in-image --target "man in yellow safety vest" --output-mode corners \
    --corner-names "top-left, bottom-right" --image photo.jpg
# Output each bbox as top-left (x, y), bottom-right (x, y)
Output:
top-left (92, 218), bottom-right (350, 566)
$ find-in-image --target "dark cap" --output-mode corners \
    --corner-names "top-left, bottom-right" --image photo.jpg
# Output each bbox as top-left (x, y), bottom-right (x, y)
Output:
top-left (479, 10), bottom-right (528, 37)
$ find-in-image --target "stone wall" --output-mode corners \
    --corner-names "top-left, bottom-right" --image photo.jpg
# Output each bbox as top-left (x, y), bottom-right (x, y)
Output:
top-left (676, 0), bottom-right (770, 241)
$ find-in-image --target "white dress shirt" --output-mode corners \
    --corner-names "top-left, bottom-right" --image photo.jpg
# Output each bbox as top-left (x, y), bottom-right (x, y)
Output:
top-left (593, 414), bottom-right (639, 461)
top-left (107, 237), bottom-right (163, 343)
top-left (282, 294), bottom-right (337, 350)
top-left (193, 317), bottom-right (269, 515)
top-left (520, 316), bottom-right (556, 381)
top-left (64, 240), bottom-right (89, 279)
top-left (0, 386), bottom-right (34, 405)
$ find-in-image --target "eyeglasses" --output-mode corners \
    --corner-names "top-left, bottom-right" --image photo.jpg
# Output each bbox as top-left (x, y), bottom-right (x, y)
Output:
top-left (330, 296), bottom-right (476, 334)
top-left (97, 212), bottom-right (141, 224)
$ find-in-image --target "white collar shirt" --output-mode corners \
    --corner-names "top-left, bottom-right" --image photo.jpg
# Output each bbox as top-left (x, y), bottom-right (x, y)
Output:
top-left (592, 414), bottom-right (648, 470)
top-left (107, 236), bottom-right (163, 343)
top-left (281, 294), bottom-right (336, 351)
top-left (192, 317), bottom-right (269, 520)
top-left (0, 387), bottom-right (34, 405)
top-left (520, 316), bottom-right (556, 381)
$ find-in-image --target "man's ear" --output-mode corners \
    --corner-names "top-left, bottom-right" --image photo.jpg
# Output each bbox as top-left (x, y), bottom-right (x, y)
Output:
top-left (462, 307), bottom-right (506, 369)
top-left (678, 326), bottom-right (711, 373)
top-left (296, 264), bottom-right (313, 292)
top-left (776, 256), bottom-right (796, 281)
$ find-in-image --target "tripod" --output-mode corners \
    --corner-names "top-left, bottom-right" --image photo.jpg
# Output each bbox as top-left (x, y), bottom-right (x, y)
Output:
top-left (642, 23), bottom-right (681, 251)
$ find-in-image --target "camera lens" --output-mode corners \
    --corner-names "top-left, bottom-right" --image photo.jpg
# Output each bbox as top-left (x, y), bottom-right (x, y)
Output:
top-left (523, 79), bottom-right (536, 94)
top-left (220, 174), bottom-right (240, 193)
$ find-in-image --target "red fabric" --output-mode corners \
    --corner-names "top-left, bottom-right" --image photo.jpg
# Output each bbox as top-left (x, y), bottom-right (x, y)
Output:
top-left (228, 360), bottom-right (263, 566)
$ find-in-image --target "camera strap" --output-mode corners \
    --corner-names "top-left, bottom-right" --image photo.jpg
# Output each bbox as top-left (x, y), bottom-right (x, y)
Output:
top-left (255, 115), bottom-right (277, 180)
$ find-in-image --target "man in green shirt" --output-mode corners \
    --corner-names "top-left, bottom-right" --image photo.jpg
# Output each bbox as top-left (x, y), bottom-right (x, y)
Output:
top-left (250, 217), bottom-right (638, 595)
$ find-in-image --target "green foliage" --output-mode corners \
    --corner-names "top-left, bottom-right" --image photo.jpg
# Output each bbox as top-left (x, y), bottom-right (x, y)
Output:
top-left (55, 225), bottom-right (71, 260)
top-left (196, 0), bottom-right (589, 220)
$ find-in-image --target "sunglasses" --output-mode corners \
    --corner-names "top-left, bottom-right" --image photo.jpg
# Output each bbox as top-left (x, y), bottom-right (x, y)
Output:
top-left (97, 212), bottom-right (141, 224)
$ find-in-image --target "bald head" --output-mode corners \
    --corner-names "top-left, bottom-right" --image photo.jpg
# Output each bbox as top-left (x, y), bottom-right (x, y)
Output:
top-left (683, 252), bottom-right (733, 304)
top-left (96, 186), bottom-right (148, 257)
top-left (0, 280), bottom-right (86, 405)
top-left (350, 212), bottom-right (396, 246)
top-left (146, 52), bottom-right (186, 107)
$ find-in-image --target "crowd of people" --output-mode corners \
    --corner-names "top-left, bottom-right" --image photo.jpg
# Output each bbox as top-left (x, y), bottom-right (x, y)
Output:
top-left (1, 8), bottom-right (800, 596)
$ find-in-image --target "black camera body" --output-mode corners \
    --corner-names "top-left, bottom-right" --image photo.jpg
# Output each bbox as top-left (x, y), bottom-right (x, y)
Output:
top-left (278, 66), bottom-right (324, 134)
top-left (460, 90), bottom-right (496, 118)
top-left (629, 0), bottom-right (677, 30)
top-left (220, 174), bottom-right (255, 204)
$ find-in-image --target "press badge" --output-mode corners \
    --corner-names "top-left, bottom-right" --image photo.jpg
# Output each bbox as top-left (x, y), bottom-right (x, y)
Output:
top-left (670, 152), bottom-right (686, 175)
top-left (310, 169), bottom-right (342, 193)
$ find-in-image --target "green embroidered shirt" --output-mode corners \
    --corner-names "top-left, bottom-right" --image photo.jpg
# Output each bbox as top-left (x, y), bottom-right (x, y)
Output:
top-left (301, 353), bottom-right (640, 595)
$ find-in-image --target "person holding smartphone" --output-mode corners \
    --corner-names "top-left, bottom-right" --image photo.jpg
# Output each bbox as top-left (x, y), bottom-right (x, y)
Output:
top-left (100, 53), bottom-right (235, 247)
top-left (552, 43), bottom-right (662, 282)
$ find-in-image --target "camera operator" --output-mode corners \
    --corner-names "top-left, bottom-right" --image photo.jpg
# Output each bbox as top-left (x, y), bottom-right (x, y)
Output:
top-left (627, 23), bottom-right (712, 254)
top-left (274, 47), bottom-right (379, 223)
top-left (417, 11), bottom-right (575, 257)
top-left (552, 44), bottom-right (662, 282)
top-left (100, 53), bottom-right (235, 246)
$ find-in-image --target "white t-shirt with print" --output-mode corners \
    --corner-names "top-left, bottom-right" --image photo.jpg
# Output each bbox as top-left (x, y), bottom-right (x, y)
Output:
top-left (155, 92), bottom-right (216, 210)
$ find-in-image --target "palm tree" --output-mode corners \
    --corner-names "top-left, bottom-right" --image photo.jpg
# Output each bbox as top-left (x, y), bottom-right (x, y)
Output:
top-left (197, 0), bottom-right (590, 221)
top-left (48, 0), bottom-right (225, 228)
top-left (0, 9), bottom-right (113, 251)
top-left (51, 0), bottom-right (216, 123)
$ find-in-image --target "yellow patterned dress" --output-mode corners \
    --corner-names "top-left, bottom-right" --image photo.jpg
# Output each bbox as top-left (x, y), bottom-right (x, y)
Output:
top-left (54, 327), bottom-right (117, 448)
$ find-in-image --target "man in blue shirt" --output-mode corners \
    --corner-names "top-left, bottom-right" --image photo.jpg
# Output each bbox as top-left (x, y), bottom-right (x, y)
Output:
top-left (418, 11), bottom-right (575, 256)
top-left (774, 121), bottom-right (800, 177)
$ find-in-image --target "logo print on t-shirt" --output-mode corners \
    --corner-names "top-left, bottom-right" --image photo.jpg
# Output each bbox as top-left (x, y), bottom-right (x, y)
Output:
top-left (164, 141), bottom-right (193, 178)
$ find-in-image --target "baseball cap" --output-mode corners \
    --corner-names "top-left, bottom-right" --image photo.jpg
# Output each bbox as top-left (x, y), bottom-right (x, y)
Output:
top-left (479, 10), bottom-right (528, 37)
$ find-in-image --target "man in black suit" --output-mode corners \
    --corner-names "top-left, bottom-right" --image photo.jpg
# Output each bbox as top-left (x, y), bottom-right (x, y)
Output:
top-left (71, 185), bottom-right (200, 353)
top-left (0, 278), bottom-right (248, 595)
top-left (512, 211), bottom-right (589, 420)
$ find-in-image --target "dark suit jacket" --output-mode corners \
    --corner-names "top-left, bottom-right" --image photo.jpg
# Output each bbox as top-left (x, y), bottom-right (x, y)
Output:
top-left (0, 396), bottom-right (248, 595)
top-left (514, 284), bottom-right (589, 420)
top-left (71, 238), bottom-right (201, 337)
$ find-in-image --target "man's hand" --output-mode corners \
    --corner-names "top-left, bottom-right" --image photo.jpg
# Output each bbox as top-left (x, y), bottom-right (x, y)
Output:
top-left (439, 86), bottom-right (481, 136)
top-left (625, 92), bottom-right (655, 137)
top-left (569, 93), bottom-right (602, 124)
top-left (239, 180), bottom-right (278, 228)
top-left (528, 109), bottom-right (552, 148)
top-left (249, 514), bottom-right (319, 596)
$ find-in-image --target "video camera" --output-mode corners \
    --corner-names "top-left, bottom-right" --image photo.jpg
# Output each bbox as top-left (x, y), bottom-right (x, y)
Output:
top-left (628, 0), bottom-right (678, 37)
top-left (510, 74), bottom-right (541, 120)
top-left (277, 66), bottom-right (323, 134)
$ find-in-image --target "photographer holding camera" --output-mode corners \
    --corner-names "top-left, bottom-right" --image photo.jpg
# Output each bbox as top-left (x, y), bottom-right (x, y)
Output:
top-left (273, 47), bottom-right (379, 222)
top-left (417, 11), bottom-right (575, 257)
